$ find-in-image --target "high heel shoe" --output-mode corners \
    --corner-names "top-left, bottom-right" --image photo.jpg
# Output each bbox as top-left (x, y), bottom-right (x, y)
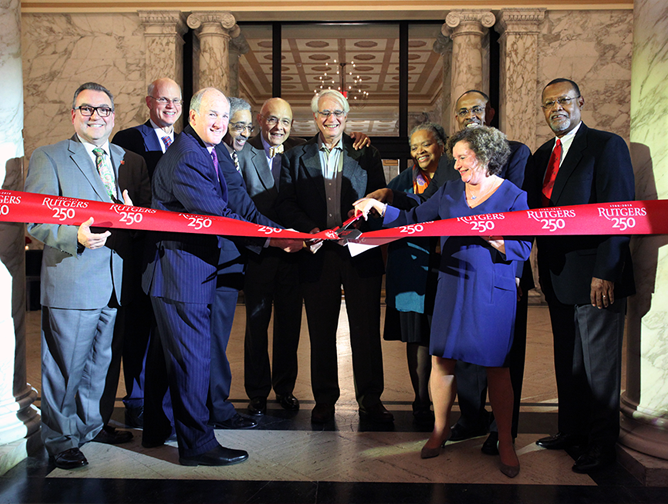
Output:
top-left (500, 463), bottom-right (520, 478)
top-left (420, 440), bottom-right (446, 459)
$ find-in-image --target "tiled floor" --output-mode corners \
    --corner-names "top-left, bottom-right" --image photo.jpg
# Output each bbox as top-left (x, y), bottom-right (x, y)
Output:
top-left (3, 302), bottom-right (666, 504)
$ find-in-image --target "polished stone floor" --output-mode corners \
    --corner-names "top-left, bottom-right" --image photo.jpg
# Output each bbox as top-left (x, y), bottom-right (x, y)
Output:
top-left (2, 303), bottom-right (666, 503)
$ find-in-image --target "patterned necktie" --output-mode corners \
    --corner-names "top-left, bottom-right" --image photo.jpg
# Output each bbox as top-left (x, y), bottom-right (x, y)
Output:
top-left (269, 144), bottom-right (284, 158)
top-left (162, 136), bottom-right (172, 150)
top-left (92, 147), bottom-right (116, 201)
top-left (232, 151), bottom-right (241, 173)
top-left (211, 148), bottom-right (220, 181)
top-left (542, 138), bottom-right (562, 206)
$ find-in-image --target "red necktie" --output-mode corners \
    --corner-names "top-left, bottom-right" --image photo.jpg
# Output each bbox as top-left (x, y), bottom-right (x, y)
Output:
top-left (542, 138), bottom-right (562, 206)
top-left (162, 136), bottom-right (172, 150)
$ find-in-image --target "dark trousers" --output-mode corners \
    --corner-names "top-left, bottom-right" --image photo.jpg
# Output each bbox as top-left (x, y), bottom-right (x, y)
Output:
top-left (548, 297), bottom-right (626, 448)
top-left (454, 290), bottom-right (528, 438)
top-left (150, 296), bottom-right (218, 458)
top-left (301, 247), bottom-right (384, 410)
top-left (244, 253), bottom-right (302, 400)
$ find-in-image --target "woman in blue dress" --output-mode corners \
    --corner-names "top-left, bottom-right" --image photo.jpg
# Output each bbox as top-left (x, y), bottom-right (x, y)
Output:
top-left (356, 126), bottom-right (531, 478)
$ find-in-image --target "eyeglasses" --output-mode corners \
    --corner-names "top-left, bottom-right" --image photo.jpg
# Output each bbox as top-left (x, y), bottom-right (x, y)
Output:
top-left (262, 115), bottom-right (292, 127)
top-left (149, 96), bottom-right (183, 106)
top-left (456, 106), bottom-right (485, 118)
top-left (317, 110), bottom-right (346, 119)
top-left (542, 96), bottom-right (580, 110)
top-left (229, 122), bottom-right (254, 134)
top-left (74, 105), bottom-right (114, 117)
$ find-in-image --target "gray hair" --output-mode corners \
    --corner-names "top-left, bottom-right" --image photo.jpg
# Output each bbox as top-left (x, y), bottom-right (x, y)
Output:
top-left (311, 89), bottom-right (350, 115)
top-left (446, 126), bottom-right (510, 176)
top-left (409, 122), bottom-right (447, 147)
top-left (190, 87), bottom-right (229, 113)
top-left (72, 82), bottom-right (114, 110)
top-left (229, 97), bottom-right (251, 118)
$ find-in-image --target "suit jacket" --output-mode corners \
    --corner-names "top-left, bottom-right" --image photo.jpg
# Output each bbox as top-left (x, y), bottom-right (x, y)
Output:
top-left (25, 136), bottom-right (150, 309)
top-left (276, 133), bottom-right (386, 281)
top-left (113, 120), bottom-right (164, 178)
top-left (530, 122), bottom-right (635, 305)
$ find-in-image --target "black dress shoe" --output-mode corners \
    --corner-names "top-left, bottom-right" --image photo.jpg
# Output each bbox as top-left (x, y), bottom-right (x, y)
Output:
top-left (211, 413), bottom-right (257, 430)
top-left (572, 445), bottom-right (616, 473)
top-left (481, 431), bottom-right (499, 455)
top-left (276, 393), bottom-right (300, 411)
top-left (179, 445), bottom-right (249, 467)
top-left (248, 397), bottom-right (267, 416)
top-left (359, 402), bottom-right (394, 423)
top-left (124, 406), bottom-right (144, 428)
top-left (53, 448), bottom-right (88, 470)
top-left (93, 425), bottom-right (133, 445)
top-left (449, 423), bottom-right (488, 441)
top-left (311, 403), bottom-right (335, 424)
top-left (536, 432), bottom-right (587, 450)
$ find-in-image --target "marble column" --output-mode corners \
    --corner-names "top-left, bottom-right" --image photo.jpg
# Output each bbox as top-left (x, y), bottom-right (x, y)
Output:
top-left (495, 9), bottom-right (545, 152)
top-left (138, 10), bottom-right (187, 133)
top-left (187, 11), bottom-right (239, 94)
top-left (442, 10), bottom-right (495, 134)
top-left (228, 32), bottom-right (249, 99)
top-left (619, 0), bottom-right (668, 476)
top-left (0, 0), bottom-right (40, 476)
top-left (433, 32), bottom-right (453, 136)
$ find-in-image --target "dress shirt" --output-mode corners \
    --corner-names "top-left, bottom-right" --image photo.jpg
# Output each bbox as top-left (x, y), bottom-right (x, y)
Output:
top-left (260, 136), bottom-right (283, 190)
top-left (76, 135), bottom-right (119, 200)
top-left (150, 119), bottom-right (175, 153)
top-left (317, 135), bottom-right (344, 229)
top-left (551, 121), bottom-right (582, 168)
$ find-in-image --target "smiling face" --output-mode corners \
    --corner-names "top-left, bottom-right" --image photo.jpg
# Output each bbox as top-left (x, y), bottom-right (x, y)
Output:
top-left (71, 89), bottom-right (115, 146)
top-left (542, 81), bottom-right (584, 138)
top-left (146, 78), bottom-right (182, 130)
top-left (258, 98), bottom-right (293, 147)
top-left (189, 89), bottom-right (230, 146)
top-left (454, 92), bottom-right (488, 131)
top-left (452, 140), bottom-right (487, 184)
top-left (315, 95), bottom-right (347, 146)
top-left (225, 109), bottom-right (253, 151)
top-left (410, 129), bottom-right (444, 174)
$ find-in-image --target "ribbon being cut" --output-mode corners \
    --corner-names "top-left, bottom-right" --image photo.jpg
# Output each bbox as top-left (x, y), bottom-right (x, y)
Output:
top-left (4, 190), bottom-right (667, 251)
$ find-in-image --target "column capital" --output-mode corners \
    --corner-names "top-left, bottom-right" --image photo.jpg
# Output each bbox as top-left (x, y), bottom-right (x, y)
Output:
top-left (495, 8), bottom-right (546, 36)
top-left (432, 32), bottom-right (451, 55)
top-left (138, 10), bottom-right (187, 36)
top-left (443, 10), bottom-right (495, 39)
top-left (187, 11), bottom-right (238, 36)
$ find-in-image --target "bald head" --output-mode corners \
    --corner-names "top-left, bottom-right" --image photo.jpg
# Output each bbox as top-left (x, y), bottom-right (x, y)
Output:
top-left (454, 90), bottom-right (493, 131)
top-left (258, 97), bottom-right (293, 147)
top-left (146, 78), bottom-right (182, 132)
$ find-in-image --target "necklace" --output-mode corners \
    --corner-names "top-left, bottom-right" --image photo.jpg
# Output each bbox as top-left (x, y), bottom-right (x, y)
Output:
top-left (467, 178), bottom-right (499, 202)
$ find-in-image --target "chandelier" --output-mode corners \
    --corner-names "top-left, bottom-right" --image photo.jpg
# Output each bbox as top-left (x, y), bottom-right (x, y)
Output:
top-left (315, 60), bottom-right (369, 103)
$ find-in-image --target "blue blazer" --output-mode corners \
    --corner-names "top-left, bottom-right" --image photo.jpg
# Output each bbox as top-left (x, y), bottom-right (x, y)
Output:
top-left (113, 120), bottom-right (164, 178)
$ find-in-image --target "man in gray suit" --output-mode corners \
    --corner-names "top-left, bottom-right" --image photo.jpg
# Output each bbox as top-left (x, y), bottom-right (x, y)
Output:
top-left (25, 82), bottom-right (149, 469)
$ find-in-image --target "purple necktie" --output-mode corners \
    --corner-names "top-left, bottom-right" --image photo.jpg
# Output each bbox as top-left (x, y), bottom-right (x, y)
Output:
top-left (210, 148), bottom-right (220, 180)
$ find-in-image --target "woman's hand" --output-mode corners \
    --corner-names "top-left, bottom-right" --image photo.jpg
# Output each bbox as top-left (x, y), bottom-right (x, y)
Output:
top-left (353, 197), bottom-right (387, 220)
top-left (486, 236), bottom-right (505, 254)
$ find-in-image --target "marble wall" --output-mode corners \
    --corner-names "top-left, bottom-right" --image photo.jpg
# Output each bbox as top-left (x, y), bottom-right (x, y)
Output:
top-left (21, 13), bottom-right (146, 161)
top-left (535, 10), bottom-right (634, 147)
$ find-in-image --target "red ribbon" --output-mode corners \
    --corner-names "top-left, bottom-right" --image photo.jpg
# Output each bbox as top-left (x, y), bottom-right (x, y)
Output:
top-left (4, 190), bottom-right (666, 246)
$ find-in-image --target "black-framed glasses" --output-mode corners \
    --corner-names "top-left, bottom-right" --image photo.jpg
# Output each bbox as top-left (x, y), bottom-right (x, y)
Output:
top-left (456, 106), bottom-right (485, 118)
top-left (149, 96), bottom-right (183, 106)
top-left (317, 110), bottom-right (346, 119)
top-left (542, 96), bottom-right (580, 110)
top-left (229, 122), bottom-right (254, 134)
top-left (74, 105), bottom-right (114, 117)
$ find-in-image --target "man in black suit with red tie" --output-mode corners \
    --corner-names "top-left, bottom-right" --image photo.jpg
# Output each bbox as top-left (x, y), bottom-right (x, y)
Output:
top-left (531, 78), bottom-right (635, 473)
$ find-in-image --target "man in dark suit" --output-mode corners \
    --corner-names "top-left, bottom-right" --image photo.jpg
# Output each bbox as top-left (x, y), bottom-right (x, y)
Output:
top-left (25, 82), bottom-right (147, 469)
top-left (236, 97), bottom-right (305, 416)
top-left (109, 77), bottom-right (183, 428)
top-left (532, 78), bottom-right (635, 473)
top-left (143, 87), bottom-right (300, 466)
top-left (276, 89), bottom-right (393, 424)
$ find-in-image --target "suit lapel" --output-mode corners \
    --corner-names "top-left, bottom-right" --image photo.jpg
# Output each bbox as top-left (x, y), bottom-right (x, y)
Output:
top-left (301, 141), bottom-right (327, 204)
top-left (551, 124), bottom-right (587, 203)
top-left (251, 147), bottom-right (275, 191)
top-left (140, 121), bottom-right (163, 152)
top-left (68, 136), bottom-right (113, 202)
top-left (341, 139), bottom-right (367, 200)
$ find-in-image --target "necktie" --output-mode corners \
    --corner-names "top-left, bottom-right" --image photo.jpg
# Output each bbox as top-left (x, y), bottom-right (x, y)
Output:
top-left (269, 144), bottom-right (284, 158)
top-left (162, 136), bottom-right (172, 150)
top-left (542, 138), bottom-right (562, 206)
top-left (232, 151), bottom-right (241, 173)
top-left (92, 147), bottom-right (116, 201)
top-left (211, 148), bottom-right (220, 181)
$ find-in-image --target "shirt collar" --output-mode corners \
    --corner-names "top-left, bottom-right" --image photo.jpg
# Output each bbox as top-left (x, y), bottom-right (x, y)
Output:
top-left (149, 118), bottom-right (174, 136)
top-left (317, 135), bottom-right (343, 152)
top-left (77, 135), bottom-right (110, 157)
